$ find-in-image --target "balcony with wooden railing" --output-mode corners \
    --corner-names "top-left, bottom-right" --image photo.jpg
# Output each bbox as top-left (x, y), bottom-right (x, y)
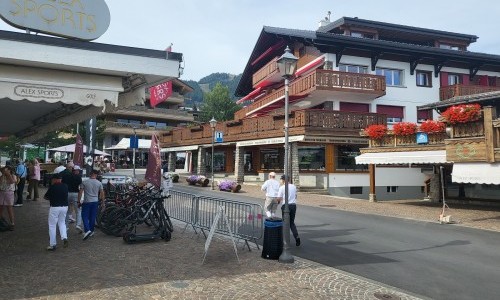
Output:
top-left (104, 121), bottom-right (172, 136)
top-left (362, 107), bottom-right (500, 163)
top-left (236, 69), bottom-right (386, 120)
top-left (252, 56), bottom-right (280, 88)
top-left (440, 84), bottom-right (500, 101)
top-left (161, 110), bottom-right (386, 147)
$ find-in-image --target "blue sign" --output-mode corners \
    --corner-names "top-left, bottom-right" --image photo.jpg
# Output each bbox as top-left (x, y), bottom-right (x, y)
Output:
top-left (215, 131), bottom-right (223, 143)
top-left (130, 135), bottom-right (139, 149)
top-left (416, 132), bottom-right (429, 144)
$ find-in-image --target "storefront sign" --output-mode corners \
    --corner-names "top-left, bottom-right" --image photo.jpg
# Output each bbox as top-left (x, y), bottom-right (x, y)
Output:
top-left (236, 135), bottom-right (305, 147)
top-left (0, 0), bottom-right (111, 40)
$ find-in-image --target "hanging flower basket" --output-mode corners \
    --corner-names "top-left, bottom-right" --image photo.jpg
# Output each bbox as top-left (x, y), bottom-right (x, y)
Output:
top-left (440, 104), bottom-right (482, 124)
top-left (364, 124), bottom-right (388, 140)
top-left (186, 175), bottom-right (209, 187)
top-left (393, 122), bottom-right (418, 136)
top-left (419, 120), bottom-right (446, 134)
top-left (218, 180), bottom-right (241, 193)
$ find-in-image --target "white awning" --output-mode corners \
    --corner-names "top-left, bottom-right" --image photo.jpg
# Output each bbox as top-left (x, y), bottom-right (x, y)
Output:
top-left (452, 163), bottom-right (500, 185)
top-left (47, 144), bottom-right (110, 156)
top-left (161, 145), bottom-right (199, 152)
top-left (105, 138), bottom-right (151, 150)
top-left (355, 150), bottom-right (447, 165)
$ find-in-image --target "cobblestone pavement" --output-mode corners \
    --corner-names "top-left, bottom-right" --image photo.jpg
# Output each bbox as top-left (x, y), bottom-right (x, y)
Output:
top-left (0, 186), bottom-right (425, 300)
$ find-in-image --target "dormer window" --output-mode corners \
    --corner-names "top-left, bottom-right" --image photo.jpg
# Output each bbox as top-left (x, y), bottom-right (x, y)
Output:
top-left (439, 43), bottom-right (462, 50)
top-left (350, 31), bottom-right (375, 39)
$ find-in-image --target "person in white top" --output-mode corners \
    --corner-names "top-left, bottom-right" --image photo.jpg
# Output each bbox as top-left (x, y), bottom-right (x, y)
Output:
top-left (277, 175), bottom-right (300, 246)
top-left (261, 172), bottom-right (280, 218)
top-left (53, 162), bottom-right (66, 174)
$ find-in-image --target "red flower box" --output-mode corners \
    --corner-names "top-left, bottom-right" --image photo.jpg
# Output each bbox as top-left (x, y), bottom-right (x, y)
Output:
top-left (393, 122), bottom-right (417, 136)
top-left (419, 120), bottom-right (446, 134)
top-left (440, 104), bottom-right (481, 124)
top-left (364, 124), bottom-right (388, 140)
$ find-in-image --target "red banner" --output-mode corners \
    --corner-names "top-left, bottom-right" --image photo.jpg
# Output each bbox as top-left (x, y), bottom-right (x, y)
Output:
top-left (149, 81), bottom-right (172, 108)
top-left (73, 134), bottom-right (84, 168)
top-left (145, 134), bottom-right (161, 187)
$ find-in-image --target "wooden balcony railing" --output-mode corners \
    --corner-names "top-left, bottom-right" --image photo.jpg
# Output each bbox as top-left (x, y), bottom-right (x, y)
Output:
top-left (236, 69), bottom-right (386, 120)
top-left (252, 56), bottom-right (280, 87)
top-left (439, 84), bottom-right (500, 101)
top-left (104, 121), bottom-right (172, 131)
top-left (161, 110), bottom-right (386, 147)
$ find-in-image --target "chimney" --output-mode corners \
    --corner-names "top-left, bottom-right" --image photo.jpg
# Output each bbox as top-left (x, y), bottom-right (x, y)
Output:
top-left (318, 11), bottom-right (332, 29)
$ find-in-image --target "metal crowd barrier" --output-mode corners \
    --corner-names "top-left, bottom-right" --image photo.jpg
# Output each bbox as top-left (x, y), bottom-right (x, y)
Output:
top-left (166, 189), bottom-right (264, 250)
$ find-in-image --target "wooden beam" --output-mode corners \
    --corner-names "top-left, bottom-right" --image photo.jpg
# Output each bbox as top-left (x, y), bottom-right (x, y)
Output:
top-left (410, 57), bottom-right (422, 75)
top-left (483, 106), bottom-right (497, 163)
top-left (335, 47), bottom-right (345, 67)
top-left (469, 64), bottom-right (482, 81)
top-left (434, 61), bottom-right (446, 77)
top-left (369, 164), bottom-right (376, 202)
top-left (371, 52), bottom-right (383, 71)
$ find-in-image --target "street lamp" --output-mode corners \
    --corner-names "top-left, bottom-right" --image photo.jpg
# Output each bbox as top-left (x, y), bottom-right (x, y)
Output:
top-left (209, 117), bottom-right (217, 190)
top-left (132, 127), bottom-right (137, 178)
top-left (277, 46), bottom-right (298, 264)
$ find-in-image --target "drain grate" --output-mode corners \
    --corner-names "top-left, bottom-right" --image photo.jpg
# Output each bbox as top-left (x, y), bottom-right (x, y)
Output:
top-left (373, 292), bottom-right (401, 300)
top-left (319, 204), bottom-right (336, 207)
top-left (171, 281), bottom-right (189, 289)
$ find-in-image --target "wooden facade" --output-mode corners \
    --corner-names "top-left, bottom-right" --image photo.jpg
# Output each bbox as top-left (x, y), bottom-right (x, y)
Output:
top-left (440, 84), bottom-right (500, 101)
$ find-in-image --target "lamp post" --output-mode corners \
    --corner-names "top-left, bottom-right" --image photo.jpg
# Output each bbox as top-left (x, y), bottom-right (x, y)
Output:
top-left (209, 117), bottom-right (217, 190)
top-left (277, 46), bottom-right (298, 264)
top-left (132, 127), bottom-right (137, 178)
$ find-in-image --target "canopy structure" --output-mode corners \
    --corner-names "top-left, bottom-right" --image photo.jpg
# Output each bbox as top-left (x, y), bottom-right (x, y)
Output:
top-left (355, 150), bottom-right (448, 165)
top-left (47, 144), bottom-right (110, 156)
top-left (105, 138), bottom-right (151, 150)
top-left (0, 29), bottom-right (183, 142)
top-left (452, 163), bottom-right (500, 185)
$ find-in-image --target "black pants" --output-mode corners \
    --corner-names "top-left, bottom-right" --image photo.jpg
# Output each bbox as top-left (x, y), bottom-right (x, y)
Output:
top-left (16, 178), bottom-right (26, 204)
top-left (281, 204), bottom-right (299, 240)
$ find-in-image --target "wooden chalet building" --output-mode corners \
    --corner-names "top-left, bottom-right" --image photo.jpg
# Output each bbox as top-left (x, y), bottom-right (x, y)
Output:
top-left (161, 16), bottom-right (500, 200)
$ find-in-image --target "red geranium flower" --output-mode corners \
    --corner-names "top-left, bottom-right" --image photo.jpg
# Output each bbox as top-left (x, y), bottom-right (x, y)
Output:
top-left (364, 124), bottom-right (388, 140)
top-left (440, 104), bottom-right (481, 124)
top-left (393, 122), bottom-right (418, 136)
top-left (419, 120), bottom-right (446, 133)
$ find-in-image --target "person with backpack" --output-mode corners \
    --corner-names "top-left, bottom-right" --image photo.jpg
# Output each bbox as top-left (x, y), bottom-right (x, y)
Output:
top-left (14, 159), bottom-right (27, 207)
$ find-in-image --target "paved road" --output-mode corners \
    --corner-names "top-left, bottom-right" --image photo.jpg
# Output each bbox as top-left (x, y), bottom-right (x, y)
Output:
top-left (171, 184), bottom-right (500, 300)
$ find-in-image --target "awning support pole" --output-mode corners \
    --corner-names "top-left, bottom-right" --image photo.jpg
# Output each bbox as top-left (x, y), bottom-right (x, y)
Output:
top-left (369, 164), bottom-right (376, 202)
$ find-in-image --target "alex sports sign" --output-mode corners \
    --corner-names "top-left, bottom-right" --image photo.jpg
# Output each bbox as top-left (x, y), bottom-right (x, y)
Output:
top-left (0, 0), bottom-right (110, 41)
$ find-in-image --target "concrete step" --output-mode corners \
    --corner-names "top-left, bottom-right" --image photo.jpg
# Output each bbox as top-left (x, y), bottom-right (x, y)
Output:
top-left (299, 188), bottom-right (330, 195)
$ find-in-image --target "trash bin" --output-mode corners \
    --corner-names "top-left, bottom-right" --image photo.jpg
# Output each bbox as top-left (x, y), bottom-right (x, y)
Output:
top-left (261, 217), bottom-right (283, 260)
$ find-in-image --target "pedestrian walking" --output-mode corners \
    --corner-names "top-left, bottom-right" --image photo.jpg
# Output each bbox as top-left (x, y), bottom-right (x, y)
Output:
top-left (261, 172), bottom-right (280, 218)
top-left (278, 175), bottom-right (300, 246)
top-left (14, 159), bottom-right (27, 207)
top-left (0, 166), bottom-right (17, 230)
top-left (61, 164), bottom-right (83, 232)
top-left (44, 173), bottom-right (69, 251)
top-left (78, 169), bottom-right (104, 240)
top-left (27, 158), bottom-right (41, 201)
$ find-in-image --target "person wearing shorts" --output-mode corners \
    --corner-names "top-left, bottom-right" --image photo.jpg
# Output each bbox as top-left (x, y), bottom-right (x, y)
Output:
top-left (0, 166), bottom-right (17, 230)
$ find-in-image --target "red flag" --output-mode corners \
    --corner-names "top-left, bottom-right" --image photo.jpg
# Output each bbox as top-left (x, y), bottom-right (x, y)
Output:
top-left (149, 80), bottom-right (173, 108)
top-left (145, 134), bottom-right (161, 187)
top-left (73, 134), bottom-right (84, 168)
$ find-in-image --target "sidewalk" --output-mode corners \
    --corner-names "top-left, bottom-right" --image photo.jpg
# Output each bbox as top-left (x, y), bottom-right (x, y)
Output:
top-left (0, 186), bottom-right (424, 300)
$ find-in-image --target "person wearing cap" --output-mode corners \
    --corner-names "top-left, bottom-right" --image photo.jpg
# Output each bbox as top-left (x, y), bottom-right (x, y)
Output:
top-left (278, 175), bottom-right (301, 246)
top-left (62, 164), bottom-right (83, 232)
top-left (43, 173), bottom-right (69, 251)
top-left (261, 172), bottom-right (280, 218)
top-left (79, 169), bottom-right (104, 240)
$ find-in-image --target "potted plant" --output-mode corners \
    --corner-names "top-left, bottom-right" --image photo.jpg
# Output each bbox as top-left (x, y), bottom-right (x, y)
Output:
top-left (186, 175), bottom-right (209, 187)
top-left (392, 122), bottom-right (418, 136)
top-left (364, 124), bottom-right (388, 140)
top-left (218, 180), bottom-right (241, 193)
top-left (419, 120), bottom-right (446, 134)
top-left (440, 104), bottom-right (482, 124)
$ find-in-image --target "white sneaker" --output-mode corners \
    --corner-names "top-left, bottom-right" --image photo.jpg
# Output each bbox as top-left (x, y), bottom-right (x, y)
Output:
top-left (75, 225), bottom-right (83, 233)
top-left (83, 231), bottom-right (92, 240)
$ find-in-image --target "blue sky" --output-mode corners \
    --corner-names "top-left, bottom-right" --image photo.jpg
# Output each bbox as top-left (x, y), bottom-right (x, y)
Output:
top-left (1, 0), bottom-right (499, 81)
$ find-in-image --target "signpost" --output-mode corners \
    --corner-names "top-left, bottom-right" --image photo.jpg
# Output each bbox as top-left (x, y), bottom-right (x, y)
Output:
top-left (202, 206), bottom-right (239, 264)
top-left (215, 131), bottom-right (223, 143)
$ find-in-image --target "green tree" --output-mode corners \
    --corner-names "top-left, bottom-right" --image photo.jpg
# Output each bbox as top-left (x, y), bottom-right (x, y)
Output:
top-left (199, 82), bottom-right (241, 122)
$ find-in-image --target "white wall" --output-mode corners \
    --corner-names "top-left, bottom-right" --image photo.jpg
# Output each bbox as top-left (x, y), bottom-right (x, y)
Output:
top-left (329, 173), bottom-right (369, 187)
top-left (376, 167), bottom-right (428, 186)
